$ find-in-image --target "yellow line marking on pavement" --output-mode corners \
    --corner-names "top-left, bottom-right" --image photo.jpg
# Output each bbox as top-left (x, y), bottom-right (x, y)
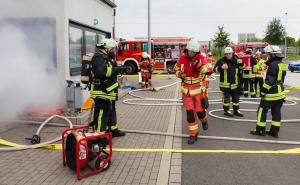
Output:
top-left (285, 86), bottom-right (300, 90)
top-left (1, 139), bottom-right (300, 154)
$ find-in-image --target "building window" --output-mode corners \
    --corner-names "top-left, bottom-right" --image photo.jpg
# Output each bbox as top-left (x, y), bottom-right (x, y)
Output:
top-left (85, 31), bottom-right (97, 54)
top-left (69, 21), bottom-right (110, 76)
top-left (69, 27), bottom-right (83, 71)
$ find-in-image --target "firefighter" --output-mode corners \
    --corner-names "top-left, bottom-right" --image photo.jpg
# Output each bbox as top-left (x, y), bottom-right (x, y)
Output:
top-left (148, 54), bottom-right (155, 86)
top-left (175, 40), bottom-right (213, 145)
top-left (214, 47), bottom-right (244, 117)
top-left (253, 51), bottom-right (266, 96)
top-left (206, 52), bottom-right (216, 66)
top-left (90, 38), bottom-right (127, 137)
top-left (250, 45), bottom-right (287, 138)
top-left (139, 52), bottom-right (154, 88)
top-left (242, 49), bottom-right (257, 98)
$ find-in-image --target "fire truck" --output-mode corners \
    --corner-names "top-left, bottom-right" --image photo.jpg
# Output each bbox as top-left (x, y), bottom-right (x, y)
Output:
top-left (229, 42), bottom-right (269, 55)
top-left (116, 38), bottom-right (208, 74)
top-left (228, 42), bottom-right (270, 69)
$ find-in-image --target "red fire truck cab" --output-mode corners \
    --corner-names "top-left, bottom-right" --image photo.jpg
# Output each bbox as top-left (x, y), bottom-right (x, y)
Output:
top-left (116, 38), bottom-right (206, 74)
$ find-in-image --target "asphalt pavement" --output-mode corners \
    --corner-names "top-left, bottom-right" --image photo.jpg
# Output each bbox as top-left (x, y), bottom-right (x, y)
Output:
top-left (182, 73), bottom-right (300, 185)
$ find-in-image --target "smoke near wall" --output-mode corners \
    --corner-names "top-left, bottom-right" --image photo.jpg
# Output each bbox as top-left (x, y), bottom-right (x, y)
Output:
top-left (0, 21), bottom-right (64, 120)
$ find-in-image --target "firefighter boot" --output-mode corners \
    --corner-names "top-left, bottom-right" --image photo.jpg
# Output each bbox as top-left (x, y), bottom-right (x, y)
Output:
top-left (224, 110), bottom-right (234, 117)
top-left (202, 121), bottom-right (208, 131)
top-left (234, 110), bottom-right (244, 117)
top-left (111, 129), bottom-right (126, 137)
top-left (266, 126), bottom-right (280, 138)
top-left (250, 125), bottom-right (266, 136)
top-left (187, 133), bottom-right (198, 145)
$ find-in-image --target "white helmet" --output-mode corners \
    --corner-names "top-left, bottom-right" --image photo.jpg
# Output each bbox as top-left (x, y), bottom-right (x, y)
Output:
top-left (142, 52), bottom-right (149, 59)
top-left (270, 45), bottom-right (282, 54)
top-left (186, 40), bottom-right (200, 53)
top-left (264, 45), bottom-right (282, 54)
top-left (224, 47), bottom-right (234, 54)
top-left (256, 51), bottom-right (262, 55)
top-left (207, 52), bottom-right (212, 56)
top-left (97, 38), bottom-right (117, 49)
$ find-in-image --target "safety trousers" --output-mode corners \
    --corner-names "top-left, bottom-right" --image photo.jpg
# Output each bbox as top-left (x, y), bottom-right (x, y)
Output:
top-left (254, 78), bottom-right (264, 95)
top-left (91, 98), bottom-right (118, 134)
top-left (243, 78), bottom-right (255, 97)
top-left (221, 88), bottom-right (240, 112)
top-left (257, 100), bottom-right (284, 128)
top-left (183, 94), bottom-right (207, 137)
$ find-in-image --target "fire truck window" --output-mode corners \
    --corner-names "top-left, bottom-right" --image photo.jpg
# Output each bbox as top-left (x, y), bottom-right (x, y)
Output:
top-left (121, 43), bottom-right (129, 51)
top-left (133, 43), bottom-right (138, 51)
top-left (85, 31), bottom-right (97, 54)
top-left (69, 26), bottom-right (83, 71)
top-left (141, 43), bottom-right (148, 51)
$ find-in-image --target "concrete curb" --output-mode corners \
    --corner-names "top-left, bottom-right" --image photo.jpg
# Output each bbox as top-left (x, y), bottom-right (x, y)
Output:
top-left (156, 83), bottom-right (180, 185)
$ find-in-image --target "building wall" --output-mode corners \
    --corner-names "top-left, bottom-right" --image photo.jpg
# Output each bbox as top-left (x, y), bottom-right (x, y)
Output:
top-left (0, 0), bottom-right (114, 110)
top-left (64, 0), bottom-right (114, 101)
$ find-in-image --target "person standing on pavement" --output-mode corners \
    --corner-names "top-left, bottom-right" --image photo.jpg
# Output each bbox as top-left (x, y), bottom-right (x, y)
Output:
top-left (214, 47), bottom-right (244, 117)
top-left (90, 38), bottom-right (127, 137)
top-left (206, 52), bottom-right (216, 66)
top-left (253, 51), bottom-right (267, 96)
top-left (175, 40), bottom-right (213, 145)
top-left (242, 49), bottom-right (257, 98)
top-left (250, 45), bottom-right (287, 138)
top-left (139, 52), bottom-right (154, 88)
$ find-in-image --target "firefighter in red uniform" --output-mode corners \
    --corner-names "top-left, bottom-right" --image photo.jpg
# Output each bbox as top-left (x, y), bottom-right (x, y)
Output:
top-left (242, 49), bottom-right (257, 97)
top-left (175, 40), bottom-right (213, 145)
top-left (139, 52), bottom-right (154, 88)
top-left (206, 52), bottom-right (216, 66)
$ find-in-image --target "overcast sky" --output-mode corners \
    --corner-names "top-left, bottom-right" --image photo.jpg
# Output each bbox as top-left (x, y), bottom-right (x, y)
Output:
top-left (115, 0), bottom-right (300, 42)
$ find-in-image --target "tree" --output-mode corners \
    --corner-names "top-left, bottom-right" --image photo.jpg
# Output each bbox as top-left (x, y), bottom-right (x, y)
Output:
top-left (286, 36), bottom-right (296, 47)
top-left (296, 38), bottom-right (300, 47)
top-left (263, 18), bottom-right (285, 45)
top-left (213, 25), bottom-right (231, 55)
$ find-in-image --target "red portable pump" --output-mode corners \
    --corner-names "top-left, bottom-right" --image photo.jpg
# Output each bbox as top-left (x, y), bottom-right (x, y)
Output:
top-left (62, 125), bottom-right (112, 180)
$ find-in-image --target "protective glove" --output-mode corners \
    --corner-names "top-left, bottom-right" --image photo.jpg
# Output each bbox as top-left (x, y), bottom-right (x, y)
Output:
top-left (115, 66), bottom-right (128, 75)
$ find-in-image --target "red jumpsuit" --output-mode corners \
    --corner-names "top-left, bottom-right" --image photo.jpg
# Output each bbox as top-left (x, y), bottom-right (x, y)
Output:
top-left (175, 54), bottom-right (213, 137)
top-left (139, 58), bottom-right (154, 88)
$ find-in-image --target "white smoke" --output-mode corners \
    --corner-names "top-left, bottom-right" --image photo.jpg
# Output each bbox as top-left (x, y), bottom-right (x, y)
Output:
top-left (0, 23), bottom-right (64, 120)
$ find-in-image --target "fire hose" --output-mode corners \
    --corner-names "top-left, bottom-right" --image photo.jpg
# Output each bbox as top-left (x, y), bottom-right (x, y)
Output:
top-left (0, 115), bottom-right (73, 151)
top-left (1, 77), bottom-right (300, 152)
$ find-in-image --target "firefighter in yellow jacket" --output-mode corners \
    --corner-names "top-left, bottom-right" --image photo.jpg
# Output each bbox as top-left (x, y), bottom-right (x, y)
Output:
top-left (253, 51), bottom-right (267, 96)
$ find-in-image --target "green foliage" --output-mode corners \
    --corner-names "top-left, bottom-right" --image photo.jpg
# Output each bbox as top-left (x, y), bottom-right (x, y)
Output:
top-left (286, 53), bottom-right (300, 61)
top-left (287, 36), bottom-right (296, 47)
top-left (263, 18), bottom-right (285, 45)
top-left (213, 25), bottom-right (231, 55)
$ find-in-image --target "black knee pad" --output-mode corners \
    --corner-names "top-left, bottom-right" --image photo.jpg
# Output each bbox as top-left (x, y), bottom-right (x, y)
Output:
top-left (186, 110), bottom-right (195, 122)
top-left (197, 111), bottom-right (206, 119)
